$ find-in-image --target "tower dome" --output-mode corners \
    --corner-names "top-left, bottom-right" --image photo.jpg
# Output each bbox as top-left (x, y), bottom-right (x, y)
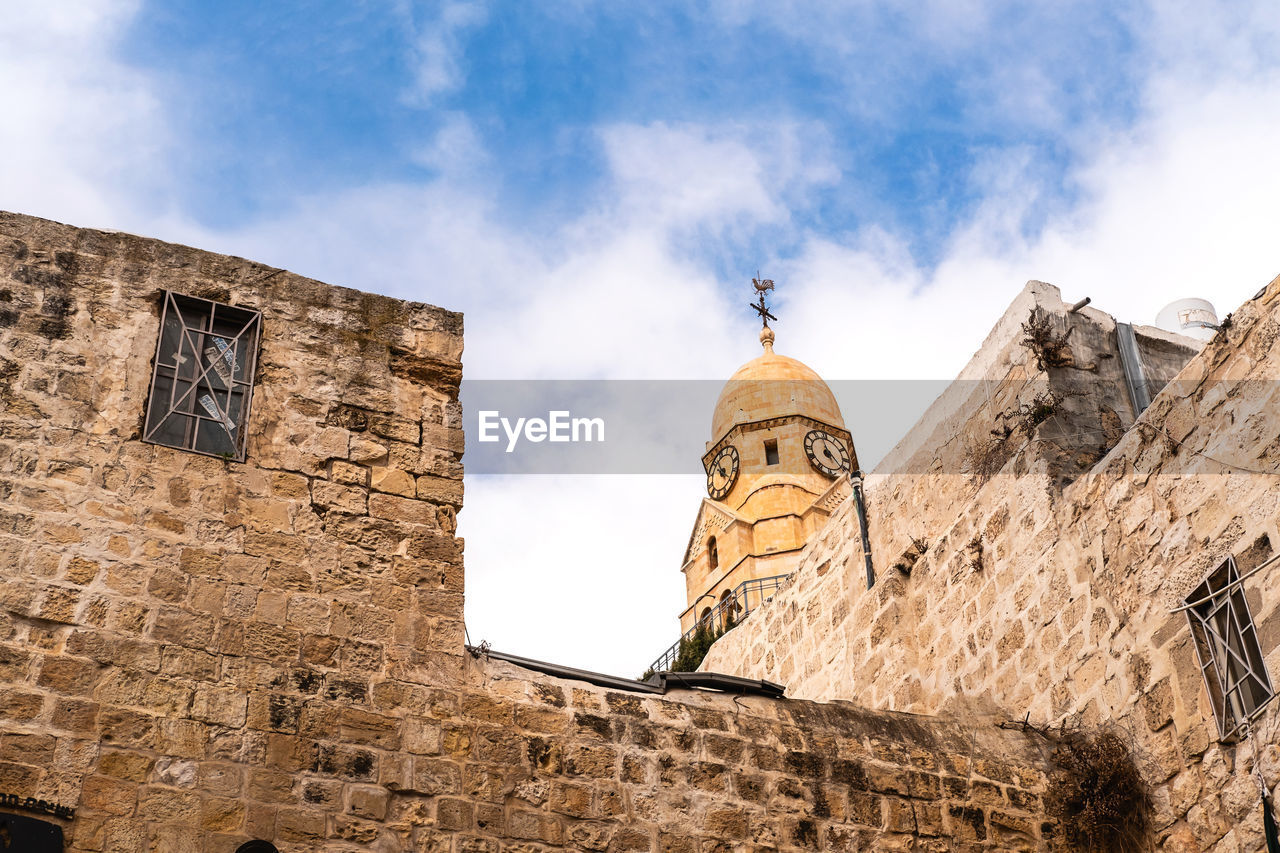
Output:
top-left (676, 276), bottom-right (858, 639)
top-left (711, 327), bottom-right (845, 441)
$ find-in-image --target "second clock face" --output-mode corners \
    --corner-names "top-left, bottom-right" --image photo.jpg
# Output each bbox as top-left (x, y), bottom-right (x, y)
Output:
top-left (804, 429), bottom-right (850, 477)
top-left (706, 445), bottom-right (740, 500)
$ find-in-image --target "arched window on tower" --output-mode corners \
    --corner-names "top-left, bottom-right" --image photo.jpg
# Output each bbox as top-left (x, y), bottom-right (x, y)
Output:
top-left (708, 536), bottom-right (718, 571)
top-left (719, 588), bottom-right (740, 628)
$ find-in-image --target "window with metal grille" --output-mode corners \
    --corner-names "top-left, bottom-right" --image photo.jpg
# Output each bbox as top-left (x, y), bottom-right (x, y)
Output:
top-left (1185, 555), bottom-right (1274, 739)
top-left (143, 291), bottom-right (261, 461)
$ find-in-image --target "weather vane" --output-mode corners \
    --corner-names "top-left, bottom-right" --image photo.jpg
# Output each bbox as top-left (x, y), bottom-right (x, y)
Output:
top-left (750, 274), bottom-right (777, 328)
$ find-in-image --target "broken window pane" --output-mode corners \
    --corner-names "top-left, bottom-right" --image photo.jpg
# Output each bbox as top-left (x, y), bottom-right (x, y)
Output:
top-left (1185, 555), bottom-right (1274, 739)
top-left (143, 291), bottom-right (261, 460)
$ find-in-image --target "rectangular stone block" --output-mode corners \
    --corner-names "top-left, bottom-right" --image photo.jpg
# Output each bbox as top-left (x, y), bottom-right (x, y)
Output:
top-left (368, 494), bottom-right (438, 527)
top-left (312, 480), bottom-right (368, 514)
top-left (340, 708), bottom-right (401, 750)
top-left (348, 784), bottom-right (390, 820)
top-left (36, 655), bottom-right (103, 696)
top-left (276, 806), bottom-right (326, 842)
top-left (508, 809), bottom-right (564, 844)
top-left (201, 795), bottom-right (246, 832)
top-left (80, 774), bottom-right (138, 816)
top-left (0, 689), bottom-right (44, 721)
top-left (436, 797), bottom-right (473, 831)
top-left (370, 466), bottom-right (416, 497)
top-left (138, 785), bottom-right (200, 823)
top-left (369, 414), bottom-right (420, 445)
top-left (330, 460), bottom-right (368, 486)
top-left (191, 685), bottom-right (248, 728)
top-left (415, 474), bottom-right (463, 507)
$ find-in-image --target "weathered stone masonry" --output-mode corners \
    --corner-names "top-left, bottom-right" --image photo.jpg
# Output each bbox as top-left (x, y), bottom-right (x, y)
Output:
top-left (0, 211), bottom-right (1058, 851)
top-left (704, 278), bottom-right (1280, 850)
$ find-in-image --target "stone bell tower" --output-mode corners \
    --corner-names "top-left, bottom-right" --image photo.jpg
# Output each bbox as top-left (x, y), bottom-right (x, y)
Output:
top-left (678, 279), bottom-right (857, 633)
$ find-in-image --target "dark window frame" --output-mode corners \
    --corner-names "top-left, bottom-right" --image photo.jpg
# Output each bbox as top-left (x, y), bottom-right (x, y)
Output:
top-left (142, 290), bottom-right (262, 462)
top-left (1185, 554), bottom-right (1275, 740)
top-left (763, 438), bottom-right (779, 466)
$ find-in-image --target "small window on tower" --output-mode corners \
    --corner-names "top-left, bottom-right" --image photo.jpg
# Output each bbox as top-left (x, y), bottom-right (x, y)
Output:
top-left (708, 536), bottom-right (719, 571)
top-left (764, 438), bottom-right (779, 466)
top-left (1184, 555), bottom-right (1274, 739)
top-left (143, 291), bottom-right (262, 461)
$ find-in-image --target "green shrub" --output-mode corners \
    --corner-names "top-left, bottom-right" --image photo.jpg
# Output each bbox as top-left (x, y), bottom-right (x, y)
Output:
top-left (671, 619), bottom-right (728, 672)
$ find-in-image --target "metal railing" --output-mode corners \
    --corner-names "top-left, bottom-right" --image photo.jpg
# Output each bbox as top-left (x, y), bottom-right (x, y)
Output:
top-left (647, 574), bottom-right (791, 674)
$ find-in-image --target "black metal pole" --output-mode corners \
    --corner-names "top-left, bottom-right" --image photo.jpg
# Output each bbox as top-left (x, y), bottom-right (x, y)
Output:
top-left (851, 472), bottom-right (875, 589)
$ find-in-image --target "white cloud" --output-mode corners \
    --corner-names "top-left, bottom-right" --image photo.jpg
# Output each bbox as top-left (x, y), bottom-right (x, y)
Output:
top-left (782, 96), bottom-right (1280, 383)
top-left (185, 120), bottom-right (834, 383)
top-left (401, 0), bottom-right (488, 106)
top-left (462, 475), bottom-right (702, 673)
top-left (410, 112), bottom-right (490, 174)
top-left (0, 0), bottom-right (167, 228)
top-left (598, 121), bottom-right (837, 234)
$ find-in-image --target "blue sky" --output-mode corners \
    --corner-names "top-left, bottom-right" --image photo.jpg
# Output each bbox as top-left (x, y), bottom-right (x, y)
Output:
top-left (119, 1), bottom-right (1142, 265)
top-left (5, 0), bottom-right (1280, 672)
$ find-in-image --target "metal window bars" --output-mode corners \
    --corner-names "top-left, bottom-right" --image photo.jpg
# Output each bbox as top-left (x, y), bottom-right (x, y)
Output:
top-left (1185, 555), bottom-right (1275, 740)
top-left (648, 573), bottom-right (791, 674)
top-left (143, 291), bottom-right (262, 461)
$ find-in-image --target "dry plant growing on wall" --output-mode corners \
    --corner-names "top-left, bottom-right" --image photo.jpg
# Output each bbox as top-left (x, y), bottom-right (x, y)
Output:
top-left (1021, 311), bottom-right (1076, 370)
top-left (891, 535), bottom-right (929, 575)
top-left (1044, 726), bottom-right (1149, 852)
top-left (965, 387), bottom-right (1069, 484)
top-left (1010, 389), bottom-right (1067, 435)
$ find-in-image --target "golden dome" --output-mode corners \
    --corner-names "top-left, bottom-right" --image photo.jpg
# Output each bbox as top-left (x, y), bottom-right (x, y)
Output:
top-left (711, 330), bottom-right (845, 440)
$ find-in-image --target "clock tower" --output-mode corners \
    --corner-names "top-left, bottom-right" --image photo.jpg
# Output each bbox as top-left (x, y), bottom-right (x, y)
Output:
top-left (679, 281), bottom-right (858, 633)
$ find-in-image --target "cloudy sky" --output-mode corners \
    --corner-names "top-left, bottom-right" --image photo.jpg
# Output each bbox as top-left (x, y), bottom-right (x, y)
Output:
top-left (5, 0), bottom-right (1280, 674)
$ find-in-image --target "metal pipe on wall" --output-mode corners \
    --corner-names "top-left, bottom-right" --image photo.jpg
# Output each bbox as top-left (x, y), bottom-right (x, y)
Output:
top-left (851, 472), bottom-right (875, 589)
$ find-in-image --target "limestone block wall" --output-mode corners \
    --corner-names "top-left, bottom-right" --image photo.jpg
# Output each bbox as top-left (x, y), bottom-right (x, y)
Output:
top-left (702, 275), bottom-right (1280, 850)
top-left (0, 212), bottom-right (1061, 852)
top-left (1055, 284), bottom-right (1280, 850)
top-left (444, 656), bottom-right (1059, 853)
top-left (702, 280), bottom-right (1199, 708)
top-left (0, 212), bottom-right (467, 851)
top-left (864, 281), bottom-right (1197, 589)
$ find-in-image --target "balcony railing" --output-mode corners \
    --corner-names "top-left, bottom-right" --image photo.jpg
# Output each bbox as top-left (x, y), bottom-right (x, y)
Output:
top-left (647, 574), bottom-right (791, 675)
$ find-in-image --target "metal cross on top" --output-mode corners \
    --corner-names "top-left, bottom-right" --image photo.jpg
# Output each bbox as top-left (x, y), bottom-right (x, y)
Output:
top-left (750, 275), bottom-right (777, 327)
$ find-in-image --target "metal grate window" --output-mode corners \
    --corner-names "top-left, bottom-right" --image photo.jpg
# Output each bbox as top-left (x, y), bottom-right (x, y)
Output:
top-left (1185, 555), bottom-right (1275, 739)
top-left (143, 291), bottom-right (261, 461)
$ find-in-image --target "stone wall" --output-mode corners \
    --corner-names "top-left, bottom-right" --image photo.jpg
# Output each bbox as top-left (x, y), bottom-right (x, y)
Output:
top-left (0, 212), bottom-right (1060, 851)
top-left (442, 656), bottom-right (1059, 853)
top-left (702, 275), bottom-right (1280, 849)
top-left (0, 211), bottom-right (467, 851)
top-left (701, 280), bottom-right (1201, 708)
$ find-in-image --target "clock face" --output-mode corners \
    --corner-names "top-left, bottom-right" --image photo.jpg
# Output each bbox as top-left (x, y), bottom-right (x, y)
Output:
top-left (706, 445), bottom-right (740, 500)
top-left (804, 429), bottom-right (850, 478)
